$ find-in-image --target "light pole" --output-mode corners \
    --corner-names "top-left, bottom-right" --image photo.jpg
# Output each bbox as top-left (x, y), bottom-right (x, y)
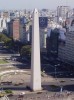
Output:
top-left (54, 64), bottom-right (60, 79)
top-left (60, 85), bottom-right (63, 93)
top-left (54, 65), bottom-right (57, 78)
top-left (54, 63), bottom-right (64, 93)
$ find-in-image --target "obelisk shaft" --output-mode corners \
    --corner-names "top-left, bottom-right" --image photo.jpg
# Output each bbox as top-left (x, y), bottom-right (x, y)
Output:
top-left (30, 9), bottom-right (41, 91)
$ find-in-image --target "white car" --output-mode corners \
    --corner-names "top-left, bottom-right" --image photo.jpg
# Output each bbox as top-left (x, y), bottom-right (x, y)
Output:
top-left (70, 79), bottom-right (74, 81)
top-left (20, 92), bottom-right (25, 95)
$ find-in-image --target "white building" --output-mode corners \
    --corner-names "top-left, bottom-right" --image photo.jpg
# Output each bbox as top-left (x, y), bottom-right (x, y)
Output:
top-left (48, 21), bottom-right (62, 29)
top-left (0, 16), bottom-right (10, 32)
top-left (57, 6), bottom-right (70, 23)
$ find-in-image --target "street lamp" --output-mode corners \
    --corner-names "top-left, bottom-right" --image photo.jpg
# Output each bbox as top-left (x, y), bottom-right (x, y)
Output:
top-left (54, 64), bottom-right (60, 78)
top-left (54, 63), bottom-right (64, 93)
top-left (54, 65), bottom-right (57, 78)
top-left (60, 85), bottom-right (63, 93)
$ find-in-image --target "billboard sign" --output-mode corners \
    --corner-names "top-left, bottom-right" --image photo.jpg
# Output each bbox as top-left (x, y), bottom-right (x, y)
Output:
top-left (39, 17), bottom-right (48, 28)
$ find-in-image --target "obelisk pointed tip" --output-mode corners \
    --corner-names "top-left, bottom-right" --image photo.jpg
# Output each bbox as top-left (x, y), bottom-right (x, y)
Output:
top-left (34, 8), bottom-right (38, 13)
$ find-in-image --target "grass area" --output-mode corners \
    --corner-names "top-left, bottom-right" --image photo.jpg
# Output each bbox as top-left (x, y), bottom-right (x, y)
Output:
top-left (5, 90), bottom-right (13, 94)
top-left (0, 59), bottom-right (8, 64)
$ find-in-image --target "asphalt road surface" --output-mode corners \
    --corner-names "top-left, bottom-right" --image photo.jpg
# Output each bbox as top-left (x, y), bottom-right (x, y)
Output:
top-left (6, 92), bottom-right (74, 100)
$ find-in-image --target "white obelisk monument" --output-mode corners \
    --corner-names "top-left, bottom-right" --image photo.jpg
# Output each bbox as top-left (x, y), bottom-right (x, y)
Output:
top-left (30, 8), bottom-right (41, 91)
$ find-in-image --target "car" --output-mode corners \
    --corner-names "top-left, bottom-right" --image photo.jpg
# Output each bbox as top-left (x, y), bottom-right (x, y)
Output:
top-left (20, 92), bottom-right (25, 95)
top-left (7, 94), bottom-right (13, 97)
top-left (60, 80), bottom-right (65, 83)
top-left (18, 92), bottom-right (25, 98)
top-left (14, 83), bottom-right (20, 86)
top-left (70, 79), bottom-right (74, 81)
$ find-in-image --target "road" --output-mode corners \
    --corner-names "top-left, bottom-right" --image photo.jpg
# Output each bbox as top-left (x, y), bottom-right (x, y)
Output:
top-left (0, 78), bottom-right (74, 91)
top-left (5, 92), bottom-right (74, 100)
top-left (0, 43), bottom-right (74, 99)
top-left (0, 43), bottom-right (74, 92)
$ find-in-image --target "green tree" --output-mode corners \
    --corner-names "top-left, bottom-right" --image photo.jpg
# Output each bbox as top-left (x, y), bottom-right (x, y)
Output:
top-left (5, 89), bottom-right (13, 94)
top-left (0, 34), bottom-right (14, 49)
top-left (20, 45), bottom-right (31, 57)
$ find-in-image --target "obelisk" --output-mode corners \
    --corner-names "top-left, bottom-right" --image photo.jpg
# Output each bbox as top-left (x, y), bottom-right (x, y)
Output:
top-left (30, 8), bottom-right (41, 91)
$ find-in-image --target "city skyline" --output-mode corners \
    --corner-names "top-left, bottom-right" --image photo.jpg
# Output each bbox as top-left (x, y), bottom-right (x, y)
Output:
top-left (0, 0), bottom-right (74, 10)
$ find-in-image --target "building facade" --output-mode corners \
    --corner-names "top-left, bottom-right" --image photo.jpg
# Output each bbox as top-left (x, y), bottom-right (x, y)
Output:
top-left (57, 6), bottom-right (70, 23)
top-left (58, 31), bottom-right (74, 63)
top-left (46, 29), bottom-right (59, 57)
top-left (58, 18), bottom-right (74, 63)
top-left (7, 18), bottom-right (27, 42)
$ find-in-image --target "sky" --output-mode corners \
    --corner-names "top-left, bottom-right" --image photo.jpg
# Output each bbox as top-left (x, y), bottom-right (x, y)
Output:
top-left (0, 0), bottom-right (74, 10)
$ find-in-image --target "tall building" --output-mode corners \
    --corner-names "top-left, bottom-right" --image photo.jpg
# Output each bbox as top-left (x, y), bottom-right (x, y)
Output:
top-left (1, 11), bottom-right (9, 19)
top-left (46, 28), bottom-right (59, 57)
top-left (57, 6), bottom-right (70, 23)
top-left (58, 26), bottom-right (74, 63)
top-left (46, 27), bottom-right (66, 58)
top-left (20, 23), bottom-right (27, 43)
top-left (12, 18), bottom-right (20, 40)
top-left (29, 25), bottom-right (47, 49)
top-left (0, 18), bottom-right (10, 32)
top-left (7, 18), bottom-right (27, 42)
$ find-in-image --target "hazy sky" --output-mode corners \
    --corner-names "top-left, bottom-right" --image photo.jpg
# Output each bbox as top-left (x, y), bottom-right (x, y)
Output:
top-left (0, 0), bottom-right (74, 10)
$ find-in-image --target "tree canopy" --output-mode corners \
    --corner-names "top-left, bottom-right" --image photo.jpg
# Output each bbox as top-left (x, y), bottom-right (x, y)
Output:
top-left (20, 45), bottom-right (31, 57)
top-left (0, 34), bottom-right (12, 46)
